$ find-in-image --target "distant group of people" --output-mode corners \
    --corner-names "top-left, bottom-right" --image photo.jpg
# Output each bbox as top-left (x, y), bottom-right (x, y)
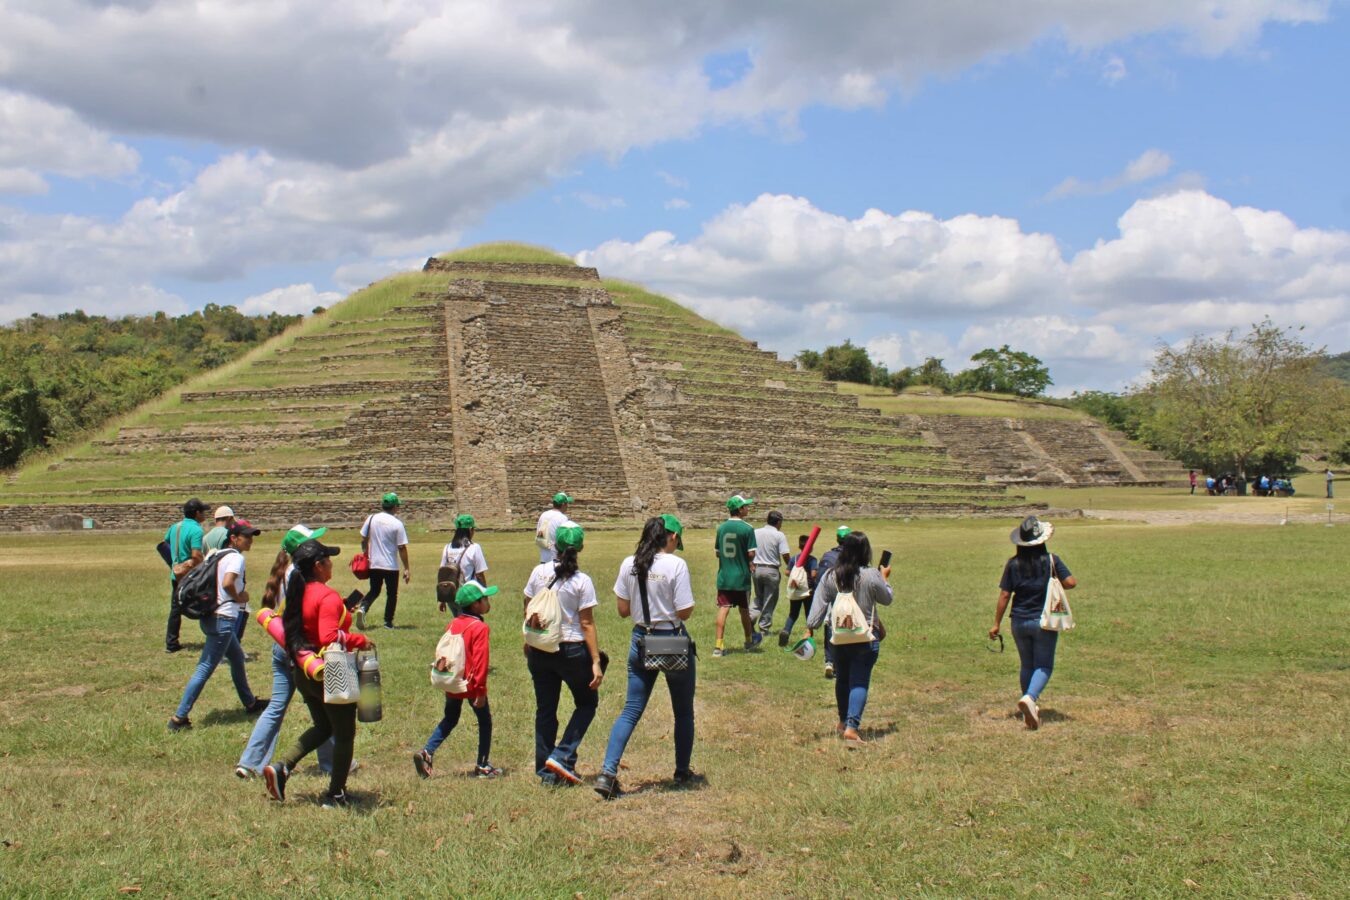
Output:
top-left (1191, 470), bottom-right (1297, 497)
top-left (158, 488), bottom-right (1079, 806)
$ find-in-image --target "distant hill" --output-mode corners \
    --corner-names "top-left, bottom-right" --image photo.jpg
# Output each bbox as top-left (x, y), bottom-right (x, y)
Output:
top-left (1322, 350), bottom-right (1350, 383)
top-left (0, 306), bottom-right (302, 467)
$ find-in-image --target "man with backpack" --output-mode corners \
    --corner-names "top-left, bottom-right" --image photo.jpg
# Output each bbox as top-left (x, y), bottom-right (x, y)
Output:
top-left (162, 498), bottom-right (209, 653)
top-left (167, 521), bottom-right (267, 731)
top-left (357, 493), bottom-right (411, 630)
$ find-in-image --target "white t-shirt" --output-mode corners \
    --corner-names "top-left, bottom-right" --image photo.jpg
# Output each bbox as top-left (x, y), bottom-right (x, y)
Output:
top-left (439, 541), bottom-right (488, 585)
top-left (535, 509), bottom-right (571, 563)
top-left (215, 550), bottom-right (246, 619)
top-left (753, 525), bottom-right (790, 569)
top-left (613, 552), bottom-right (695, 628)
top-left (524, 562), bottom-right (598, 643)
top-left (361, 512), bottom-right (408, 571)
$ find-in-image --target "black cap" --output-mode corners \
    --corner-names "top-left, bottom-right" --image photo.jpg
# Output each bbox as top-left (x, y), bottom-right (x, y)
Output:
top-left (291, 539), bottom-right (341, 566)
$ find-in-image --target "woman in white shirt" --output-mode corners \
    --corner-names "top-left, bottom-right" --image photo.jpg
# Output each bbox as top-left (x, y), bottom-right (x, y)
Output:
top-left (523, 524), bottom-right (604, 787)
top-left (594, 515), bottom-right (697, 800)
top-left (438, 514), bottom-right (489, 612)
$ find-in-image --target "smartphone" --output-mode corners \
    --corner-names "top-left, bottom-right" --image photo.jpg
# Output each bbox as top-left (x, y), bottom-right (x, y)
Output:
top-left (879, 550), bottom-right (893, 569)
top-left (345, 589), bottom-right (365, 610)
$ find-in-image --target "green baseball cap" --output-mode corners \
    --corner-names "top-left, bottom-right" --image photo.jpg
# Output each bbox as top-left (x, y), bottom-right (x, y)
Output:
top-left (836, 525), bottom-right (852, 540)
top-left (660, 513), bottom-right (684, 550)
top-left (553, 492), bottom-right (574, 505)
top-left (554, 524), bottom-right (584, 551)
top-left (382, 492), bottom-right (400, 506)
top-left (455, 582), bottom-right (499, 608)
top-left (726, 494), bottom-right (754, 511)
top-left (454, 513), bottom-right (475, 529)
top-left (282, 524), bottom-right (327, 555)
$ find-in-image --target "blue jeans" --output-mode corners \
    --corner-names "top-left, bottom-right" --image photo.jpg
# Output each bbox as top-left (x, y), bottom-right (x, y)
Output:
top-left (174, 614), bottom-right (256, 719)
top-left (602, 628), bottom-right (696, 777)
top-left (425, 696), bottom-right (493, 766)
top-left (833, 640), bottom-right (879, 729)
top-left (527, 642), bottom-right (598, 775)
top-left (234, 610), bottom-right (248, 642)
top-left (1011, 618), bottom-right (1058, 700)
top-left (237, 644), bottom-right (334, 774)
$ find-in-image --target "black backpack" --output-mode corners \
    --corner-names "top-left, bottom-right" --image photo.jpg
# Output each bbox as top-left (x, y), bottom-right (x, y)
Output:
top-left (175, 549), bottom-right (238, 620)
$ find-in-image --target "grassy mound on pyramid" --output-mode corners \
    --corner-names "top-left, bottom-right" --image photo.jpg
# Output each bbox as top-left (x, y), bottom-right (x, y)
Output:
top-left (0, 243), bottom-right (1034, 530)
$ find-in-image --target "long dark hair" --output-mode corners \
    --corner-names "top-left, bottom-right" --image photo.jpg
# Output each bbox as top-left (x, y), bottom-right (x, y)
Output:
top-left (1013, 543), bottom-right (1050, 580)
top-left (450, 526), bottom-right (474, 549)
top-left (554, 546), bottom-right (581, 583)
top-left (631, 516), bottom-right (670, 583)
top-left (281, 559), bottom-right (318, 658)
top-left (261, 550), bottom-right (289, 610)
top-left (831, 532), bottom-right (872, 593)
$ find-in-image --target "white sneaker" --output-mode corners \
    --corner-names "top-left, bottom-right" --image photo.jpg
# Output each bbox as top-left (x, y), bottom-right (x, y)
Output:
top-left (1017, 695), bottom-right (1040, 730)
top-left (354, 608), bottom-right (366, 632)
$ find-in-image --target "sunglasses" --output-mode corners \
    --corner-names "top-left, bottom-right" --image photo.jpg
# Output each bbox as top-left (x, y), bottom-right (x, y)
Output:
top-left (986, 634), bottom-right (1004, 653)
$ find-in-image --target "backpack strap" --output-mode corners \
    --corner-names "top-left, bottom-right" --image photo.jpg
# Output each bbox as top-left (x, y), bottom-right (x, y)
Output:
top-left (636, 566), bottom-right (653, 633)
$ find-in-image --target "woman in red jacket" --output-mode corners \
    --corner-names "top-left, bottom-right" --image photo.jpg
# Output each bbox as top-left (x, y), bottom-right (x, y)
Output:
top-left (263, 539), bottom-right (370, 808)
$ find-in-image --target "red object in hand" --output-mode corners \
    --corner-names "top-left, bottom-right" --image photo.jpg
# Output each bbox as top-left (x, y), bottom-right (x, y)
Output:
top-left (795, 525), bottom-right (821, 569)
top-left (350, 553), bottom-right (371, 580)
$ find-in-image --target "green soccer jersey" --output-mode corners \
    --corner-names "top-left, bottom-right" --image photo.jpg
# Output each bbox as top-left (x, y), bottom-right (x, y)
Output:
top-left (714, 518), bottom-right (757, 592)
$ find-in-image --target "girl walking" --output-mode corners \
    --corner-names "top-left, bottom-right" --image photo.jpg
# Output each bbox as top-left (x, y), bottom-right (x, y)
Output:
top-left (990, 516), bottom-right (1077, 730)
top-left (437, 514), bottom-right (489, 612)
top-left (523, 524), bottom-right (604, 786)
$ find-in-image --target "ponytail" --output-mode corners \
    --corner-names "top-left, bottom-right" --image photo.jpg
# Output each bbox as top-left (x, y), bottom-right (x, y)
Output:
top-left (450, 526), bottom-right (473, 550)
top-left (281, 563), bottom-right (312, 658)
top-left (631, 516), bottom-right (669, 583)
top-left (553, 546), bottom-right (580, 583)
top-left (261, 550), bottom-right (289, 610)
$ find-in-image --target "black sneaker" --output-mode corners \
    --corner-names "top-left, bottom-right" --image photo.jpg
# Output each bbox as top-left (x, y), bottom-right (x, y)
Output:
top-left (166, 716), bottom-right (191, 732)
top-left (383, 623), bottom-right (394, 630)
top-left (165, 644), bottom-right (182, 654)
top-left (672, 770), bottom-right (707, 788)
top-left (778, 630), bottom-right (790, 648)
top-left (245, 698), bottom-right (269, 716)
top-left (413, 749), bottom-right (433, 780)
top-left (593, 771), bottom-right (620, 801)
top-left (263, 762), bottom-right (288, 801)
top-left (320, 790), bottom-right (350, 809)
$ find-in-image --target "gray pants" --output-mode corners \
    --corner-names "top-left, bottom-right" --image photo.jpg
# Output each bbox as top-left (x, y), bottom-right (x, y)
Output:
top-left (751, 567), bottom-right (781, 633)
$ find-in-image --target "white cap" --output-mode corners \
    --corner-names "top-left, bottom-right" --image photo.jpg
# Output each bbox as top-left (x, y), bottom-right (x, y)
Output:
top-left (214, 506), bottom-right (235, 520)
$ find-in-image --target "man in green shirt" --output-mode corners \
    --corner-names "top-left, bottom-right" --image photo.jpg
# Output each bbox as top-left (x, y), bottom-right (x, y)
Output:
top-left (713, 495), bottom-right (758, 658)
top-left (203, 505), bottom-right (236, 552)
top-left (163, 497), bottom-right (208, 653)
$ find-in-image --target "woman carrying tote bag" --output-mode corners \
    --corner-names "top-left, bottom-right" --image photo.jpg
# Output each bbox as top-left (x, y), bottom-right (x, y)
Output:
top-left (805, 532), bottom-right (892, 746)
top-left (989, 516), bottom-right (1078, 731)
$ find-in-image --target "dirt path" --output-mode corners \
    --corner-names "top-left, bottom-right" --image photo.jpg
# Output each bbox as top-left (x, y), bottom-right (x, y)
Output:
top-left (1062, 504), bottom-right (1347, 527)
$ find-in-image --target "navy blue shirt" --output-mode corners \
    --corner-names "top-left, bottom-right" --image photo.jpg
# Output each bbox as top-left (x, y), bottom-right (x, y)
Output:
top-left (814, 546), bottom-right (842, 600)
top-left (1000, 553), bottom-right (1072, 621)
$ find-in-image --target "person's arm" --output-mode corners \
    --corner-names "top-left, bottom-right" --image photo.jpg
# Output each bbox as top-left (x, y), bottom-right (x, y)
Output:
top-left (990, 590), bottom-right (1011, 639)
top-left (1054, 556), bottom-right (1078, 590)
top-left (870, 568), bottom-right (894, 605)
top-left (399, 544), bottom-right (411, 583)
top-left (579, 607), bottom-right (603, 688)
top-left (806, 575), bottom-right (835, 632)
top-left (673, 560), bottom-right (695, 621)
top-left (221, 570), bottom-right (247, 606)
top-left (615, 593), bottom-right (632, 619)
top-left (320, 592), bottom-right (369, 650)
top-left (473, 548), bottom-right (489, 586)
top-left (468, 627), bottom-right (489, 706)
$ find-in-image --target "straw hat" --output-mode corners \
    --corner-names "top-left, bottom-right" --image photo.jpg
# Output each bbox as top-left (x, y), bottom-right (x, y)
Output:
top-left (1010, 515), bottom-right (1054, 547)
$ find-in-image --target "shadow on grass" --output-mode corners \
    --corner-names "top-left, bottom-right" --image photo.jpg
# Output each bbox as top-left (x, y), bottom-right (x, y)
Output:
top-left (1001, 708), bottom-right (1074, 726)
top-left (198, 707), bottom-right (262, 726)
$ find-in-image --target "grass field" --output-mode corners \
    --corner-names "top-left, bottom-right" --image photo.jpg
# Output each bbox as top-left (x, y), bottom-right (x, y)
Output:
top-left (2, 507), bottom-right (1347, 897)
top-left (837, 383), bottom-right (1089, 421)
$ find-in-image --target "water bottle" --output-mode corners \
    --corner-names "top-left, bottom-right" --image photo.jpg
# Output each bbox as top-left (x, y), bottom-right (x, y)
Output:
top-left (356, 648), bottom-right (382, 723)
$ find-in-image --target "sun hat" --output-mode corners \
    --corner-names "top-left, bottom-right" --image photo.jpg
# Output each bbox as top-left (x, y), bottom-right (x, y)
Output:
top-left (382, 492), bottom-right (400, 507)
top-left (726, 494), bottom-right (754, 511)
top-left (291, 539), bottom-right (341, 566)
top-left (836, 525), bottom-right (852, 540)
top-left (213, 506), bottom-right (235, 520)
top-left (228, 519), bottom-right (261, 538)
top-left (1010, 515), bottom-right (1054, 547)
top-left (456, 582), bottom-right (499, 608)
top-left (553, 492), bottom-right (574, 505)
top-left (454, 513), bottom-right (476, 529)
top-left (554, 524), bottom-right (584, 551)
top-left (282, 524), bottom-right (327, 555)
top-left (659, 513), bottom-right (684, 551)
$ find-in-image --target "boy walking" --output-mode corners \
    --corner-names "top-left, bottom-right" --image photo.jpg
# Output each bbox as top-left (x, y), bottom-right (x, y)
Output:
top-left (780, 533), bottom-right (819, 646)
top-left (713, 495), bottom-right (757, 658)
top-left (358, 492), bottom-right (410, 630)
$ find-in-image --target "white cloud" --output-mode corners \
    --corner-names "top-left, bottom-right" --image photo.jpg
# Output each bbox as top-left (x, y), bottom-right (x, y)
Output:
top-left (1102, 55), bottom-right (1128, 84)
top-left (0, 89), bottom-right (138, 179)
top-left (657, 170), bottom-right (689, 189)
top-left (238, 284), bottom-right (343, 317)
top-left (1047, 149), bottom-right (1173, 199)
top-left (664, 197), bottom-right (691, 210)
top-left (573, 192), bottom-right (626, 211)
top-left (0, 167), bottom-right (47, 195)
top-left (332, 256), bottom-right (427, 293)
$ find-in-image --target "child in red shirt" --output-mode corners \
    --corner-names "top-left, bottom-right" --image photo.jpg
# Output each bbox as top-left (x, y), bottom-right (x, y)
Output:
top-left (414, 582), bottom-right (500, 779)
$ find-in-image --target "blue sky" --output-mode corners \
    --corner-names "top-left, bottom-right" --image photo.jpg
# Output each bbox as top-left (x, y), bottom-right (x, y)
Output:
top-left (1, 1), bottom-right (1347, 392)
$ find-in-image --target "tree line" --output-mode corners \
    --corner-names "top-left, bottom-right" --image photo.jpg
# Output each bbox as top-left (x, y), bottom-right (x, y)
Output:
top-left (0, 306), bottom-right (301, 468)
top-left (794, 342), bottom-right (1053, 397)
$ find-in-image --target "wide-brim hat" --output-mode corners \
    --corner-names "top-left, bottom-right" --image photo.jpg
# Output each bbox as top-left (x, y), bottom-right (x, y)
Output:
top-left (791, 637), bottom-right (816, 660)
top-left (1010, 515), bottom-right (1053, 547)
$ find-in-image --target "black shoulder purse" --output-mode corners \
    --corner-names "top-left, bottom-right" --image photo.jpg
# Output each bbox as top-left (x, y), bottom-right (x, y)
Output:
top-left (636, 569), bottom-right (694, 671)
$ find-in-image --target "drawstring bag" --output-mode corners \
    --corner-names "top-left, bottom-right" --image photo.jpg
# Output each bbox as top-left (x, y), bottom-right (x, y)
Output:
top-left (636, 570), bottom-right (692, 671)
top-left (430, 628), bottom-right (469, 694)
top-left (322, 644), bottom-right (360, 704)
top-left (522, 576), bottom-right (564, 652)
top-left (830, 583), bottom-right (875, 645)
top-left (1040, 554), bottom-right (1075, 632)
top-left (786, 564), bottom-right (812, 601)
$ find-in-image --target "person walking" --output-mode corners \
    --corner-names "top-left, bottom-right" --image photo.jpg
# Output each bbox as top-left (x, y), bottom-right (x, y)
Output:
top-left (813, 526), bottom-right (851, 679)
top-left (236, 524), bottom-right (345, 779)
top-left (203, 506), bottom-right (236, 552)
top-left (989, 516), bottom-right (1078, 730)
top-left (780, 533), bottom-right (820, 646)
top-left (750, 510), bottom-right (792, 638)
top-left (438, 514), bottom-right (489, 612)
top-left (806, 531), bottom-right (892, 745)
top-left (264, 538), bottom-right (371, 808)
top-left (713, 495), bottom-right (757, 658)
top-left (414, 582), bottom-right (502, 780)
top-left (167, 521), bottom-right (266, 731)
top-left (535, 492), bottom-right (574, 563)
top-left (1188, 470), bottom-right (1197, 495)
top-left (357, 492), bottom-right (410, 630)
top-left (163, 497), bottom-right (209, 653)
top-left (523, 525), bottom-right (604, 786)
top-left (594, 515), bottom-right (698, 800)
top-left (1328, 468), bottom-right (1335, 499)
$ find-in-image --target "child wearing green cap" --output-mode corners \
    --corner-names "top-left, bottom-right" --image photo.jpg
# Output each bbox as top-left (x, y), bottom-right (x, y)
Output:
top-left (437, 514), bottom-right (489, 612)
top-left (415, 581), bottom-right (501, 779)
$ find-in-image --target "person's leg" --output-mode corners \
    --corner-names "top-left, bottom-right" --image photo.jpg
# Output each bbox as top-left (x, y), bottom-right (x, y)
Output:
top-left (845, 642), bottom-right (880, 730)
top-left (783, 598), bottom-right (806, 637)
top-left (234, 610), bottom-right (248, 643)
top-left (1010, 619), bottom-right (1039, 696)
top-left (601, 633), bottom-right (657, 775)
top-left (323, 701), bottom-right (358, 795)
top-left (425, 695), bottom-right (463, 756)
top-left (382, 570), bottom-right (400, 626)
top-left (316, 737), bottom-right (337, 774)
top-left (361, 572), bottom-right (385, 614)
top-left (239, 644), bottom-right (295, 772)
top-left (166, 581), bottom-right (183, 650)
top-left (738, 604), bottom-right (754, 642)
top-left (173, 616), bottom-right (230, 719)
top-left (472, 700), bottom-right (493, 767)
top-left (221, 621), bottom-right (257, 707)
top-left (278, 676), bottom-right (334, 770)
top-left (832, 643), bottom-right (852, 726)
top-left (715, 604), bottom-right (730, 646)
top-left (750, 570), bottom-right (769, 630)
top-left (553, 644), bottom-right (599, 770)
top-left (756, 570), bottom-right (780, 633)
top-left (528, 647), bottom-right (563, 775)
top-left (667, 656), bottom-right (697, 775)
top-left (1025, 628), bottom-right (1058, 700)
top-left (823, 619), bottom-right (835, 673)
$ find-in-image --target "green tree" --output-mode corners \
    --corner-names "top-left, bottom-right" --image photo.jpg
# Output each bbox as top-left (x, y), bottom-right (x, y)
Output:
top-left (1139, 320), bottom-right (1350, 478)
top-left (818, 340), bottom-right (874, 384)
top-left (794, 349), bottom-right (822, 371)
top-left (1067, 390), bottom-right (1146, 440)
top-left (911, 357), bottom-right (952, 392)
top-left (952, 345), bottom-right (1052, 397)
